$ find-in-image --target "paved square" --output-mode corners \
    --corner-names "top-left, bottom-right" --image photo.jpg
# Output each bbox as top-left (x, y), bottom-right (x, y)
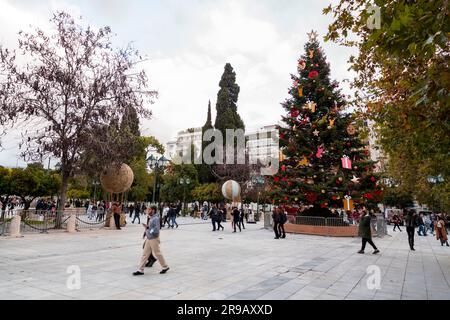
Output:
top-left (1, 217), bottom-right (449, 300)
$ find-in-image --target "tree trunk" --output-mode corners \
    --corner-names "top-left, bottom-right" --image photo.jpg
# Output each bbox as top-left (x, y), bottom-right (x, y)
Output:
top-left (56, 174), bottom-right (69, 228)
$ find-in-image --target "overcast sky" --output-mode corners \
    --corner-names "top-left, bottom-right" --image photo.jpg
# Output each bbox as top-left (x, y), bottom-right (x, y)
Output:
top-left (0, 0), bottom-right (356, 167)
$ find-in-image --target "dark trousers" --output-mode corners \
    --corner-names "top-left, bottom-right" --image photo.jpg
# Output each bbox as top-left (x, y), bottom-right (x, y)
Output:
top-left (393, 223), bottom-right (402, 231)
top-left (361, 237), bottom-right (377, 251)
top-left (234, 220), bottom-right (241, 232)
top-left (132, 214), bottom-right (140, 224)
top-left (113, 213), bottom-right (121, 229)
top-left (216, 220), bottom-right (223, 230)
top-left (273, 222), bottom-right (280, 238)
top-left (239, 219), bottom-right (245, 229)
top-left (211, 219), bottom-right (216, 231)
top-left (278, 223), bottom-right (286, 238)
top-left (406, 226), bottom-right (415, 249)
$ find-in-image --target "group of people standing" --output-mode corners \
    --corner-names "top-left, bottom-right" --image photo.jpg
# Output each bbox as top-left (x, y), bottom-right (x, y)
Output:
top-left (85, 201), bottom-right (107, 221)
top-left (404, 210), bottom-right (449, 249)
top-left (160, 203), bottom-right (180, 229)
top-left (272, 207), bottom-right (287, 239)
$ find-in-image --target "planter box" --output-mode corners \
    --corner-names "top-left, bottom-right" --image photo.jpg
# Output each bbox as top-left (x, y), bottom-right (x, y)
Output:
top-left (285, 223), bottom-right (358, 237)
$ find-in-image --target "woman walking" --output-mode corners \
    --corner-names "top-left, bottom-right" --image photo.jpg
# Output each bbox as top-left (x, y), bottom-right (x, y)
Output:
top-left (435, 215), bottom-right (449, 247)
top-left (357, 211), bottom-right (380, 254)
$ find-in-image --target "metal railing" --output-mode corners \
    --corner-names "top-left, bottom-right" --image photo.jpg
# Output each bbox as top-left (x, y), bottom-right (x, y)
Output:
top-left (0, 209), bottom-right (106, 234)
top-left (295, 216), bottom-right (351, 227)
top-left (75, 214), bottom-right (106, 231)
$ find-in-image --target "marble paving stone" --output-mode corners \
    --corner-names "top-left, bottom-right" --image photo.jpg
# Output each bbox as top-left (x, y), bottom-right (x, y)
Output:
top-left (0, 219), bottom-right (449, 300)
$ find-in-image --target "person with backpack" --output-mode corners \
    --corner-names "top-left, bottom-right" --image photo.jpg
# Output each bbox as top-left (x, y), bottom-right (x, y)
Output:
top-left (278, 208), bottom-right (287, 239)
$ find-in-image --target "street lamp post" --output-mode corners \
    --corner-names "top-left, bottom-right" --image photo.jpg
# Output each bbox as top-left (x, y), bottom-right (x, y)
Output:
top-left (427, 174), bottom-right (444, 213)
top-left (251, 175), bottom-right (265, 222)
top-left (179, 177), bottom-right (191, 215)
top-left (147, 154), bottom-right (169, 205)
top-left (92, 181), bottom-right (100, 205)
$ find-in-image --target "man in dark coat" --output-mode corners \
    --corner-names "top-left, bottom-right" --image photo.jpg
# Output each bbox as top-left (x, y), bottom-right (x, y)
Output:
top-left (208, 205), bottom-right (218, 231)
top-left (357, 211), bottom-right (380, 254)
top-left (278, 208), bottom-right (287, 239)
top-left (404, 210), bottom-right (418, 251)
top-left (232, 207), bottom-right (241, 233)
top-left (272, 208), bottom-right (280, 239)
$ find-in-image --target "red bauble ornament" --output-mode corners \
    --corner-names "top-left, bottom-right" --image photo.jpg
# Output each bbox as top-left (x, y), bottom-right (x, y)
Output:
top-left (332, 196), bottom-right (337, 201)
top-left (288, 181), bottom-right (293, 187)
top-left (290, 109), bottom-right (299, 118)
top-left (346, 142), bottom-right (351, 147)
top-left (370, 176), bottom-right (376, 182)
top-left (281, 165), bottom-right (286, 171)
top-left (274, 177), bottom-right (279, 183)
top-left (280, 133), bottom-right (285, 139)
top-left (281, 177), bottom-right (287, 182)
top-left (308, 70), bottom-right (319, 78)
top-left (306, 192), bottom-right (317, 203)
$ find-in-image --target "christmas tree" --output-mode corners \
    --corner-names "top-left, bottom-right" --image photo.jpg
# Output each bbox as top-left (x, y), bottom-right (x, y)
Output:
top-left (271, 31), bottom-right (382, 215)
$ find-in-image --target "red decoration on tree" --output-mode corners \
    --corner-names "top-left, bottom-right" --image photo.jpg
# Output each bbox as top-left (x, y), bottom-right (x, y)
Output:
top-left (341, 156), bottom-right (352, 169)
top-left (281, 165), bottom-right (286, 172)
top-left (370, 176), bottom-right (376, 182)
top-left (308, 70), bottom-right (319, 78)
top-left (274, 176), bottom-right (279, 183)
top-left (306, 192), bottom-right (317, 203)
top-left (279, 133), bottom-right (285, 139)
top-left (363, 193), bottom-right (373, 200)
top-left (290, 109), bottom-right (299, 118)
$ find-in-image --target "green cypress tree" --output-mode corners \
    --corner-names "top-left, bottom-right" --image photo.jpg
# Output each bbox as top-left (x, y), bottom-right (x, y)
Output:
top-left (270, 31), bottom-right (381, 215)
top-left (198, 100), bottom-right (215, 183)
top-left (214, 63), bottom-right (245, 137)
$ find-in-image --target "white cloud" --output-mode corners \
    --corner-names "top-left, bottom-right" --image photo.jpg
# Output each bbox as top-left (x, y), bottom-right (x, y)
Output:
top-left (0, 0), bottom-right (357, 167)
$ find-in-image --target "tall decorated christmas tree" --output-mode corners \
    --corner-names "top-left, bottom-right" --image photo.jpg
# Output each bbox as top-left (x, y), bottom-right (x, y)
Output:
top-left (271, 31), bottom-right (382, 215)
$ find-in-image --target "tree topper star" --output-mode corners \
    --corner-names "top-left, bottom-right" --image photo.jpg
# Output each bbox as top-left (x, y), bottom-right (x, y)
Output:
top-left (307, 30), bottom-right (319, 42)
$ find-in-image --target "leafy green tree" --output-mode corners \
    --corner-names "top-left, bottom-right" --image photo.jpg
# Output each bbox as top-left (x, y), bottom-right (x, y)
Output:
top-left (0, 167), bottom-right (13, 216)
top-left (324, 0), bottom-right (449, 211)
top-left (160, 164), bottom-right (198, 204)
top-left (269, 32), bottom-right (381, 214)
top-left (9, 166), bottom-right (60, 210)
top-left (191, 183), bottom-right (223, 204)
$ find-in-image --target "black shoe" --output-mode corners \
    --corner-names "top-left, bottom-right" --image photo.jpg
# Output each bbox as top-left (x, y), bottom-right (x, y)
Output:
top-left (274, 237), bottom-right (279, 239)
top-left (411, 248), bottom-right (415, 251)
top-left (133, 271), bottom-right (144, 276)
top-left (281, 235), bottom-right (286, 238)
top-left (357, 250), bottom-right (364, 254)
top-left (176, 225), bottom-right (178, 228)
top-left (233, 231), bottom-right (236, 233)
top-left (160, 267), bottom-right (170, 274)
top-left (373, 249), bottom-right (380, 254)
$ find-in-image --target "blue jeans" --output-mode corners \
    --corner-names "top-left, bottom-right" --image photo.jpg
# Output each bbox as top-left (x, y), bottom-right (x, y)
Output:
top-left (418, 225), bottom-right (426, 236)
top-left (170, 215), bottom-right (178, 228)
